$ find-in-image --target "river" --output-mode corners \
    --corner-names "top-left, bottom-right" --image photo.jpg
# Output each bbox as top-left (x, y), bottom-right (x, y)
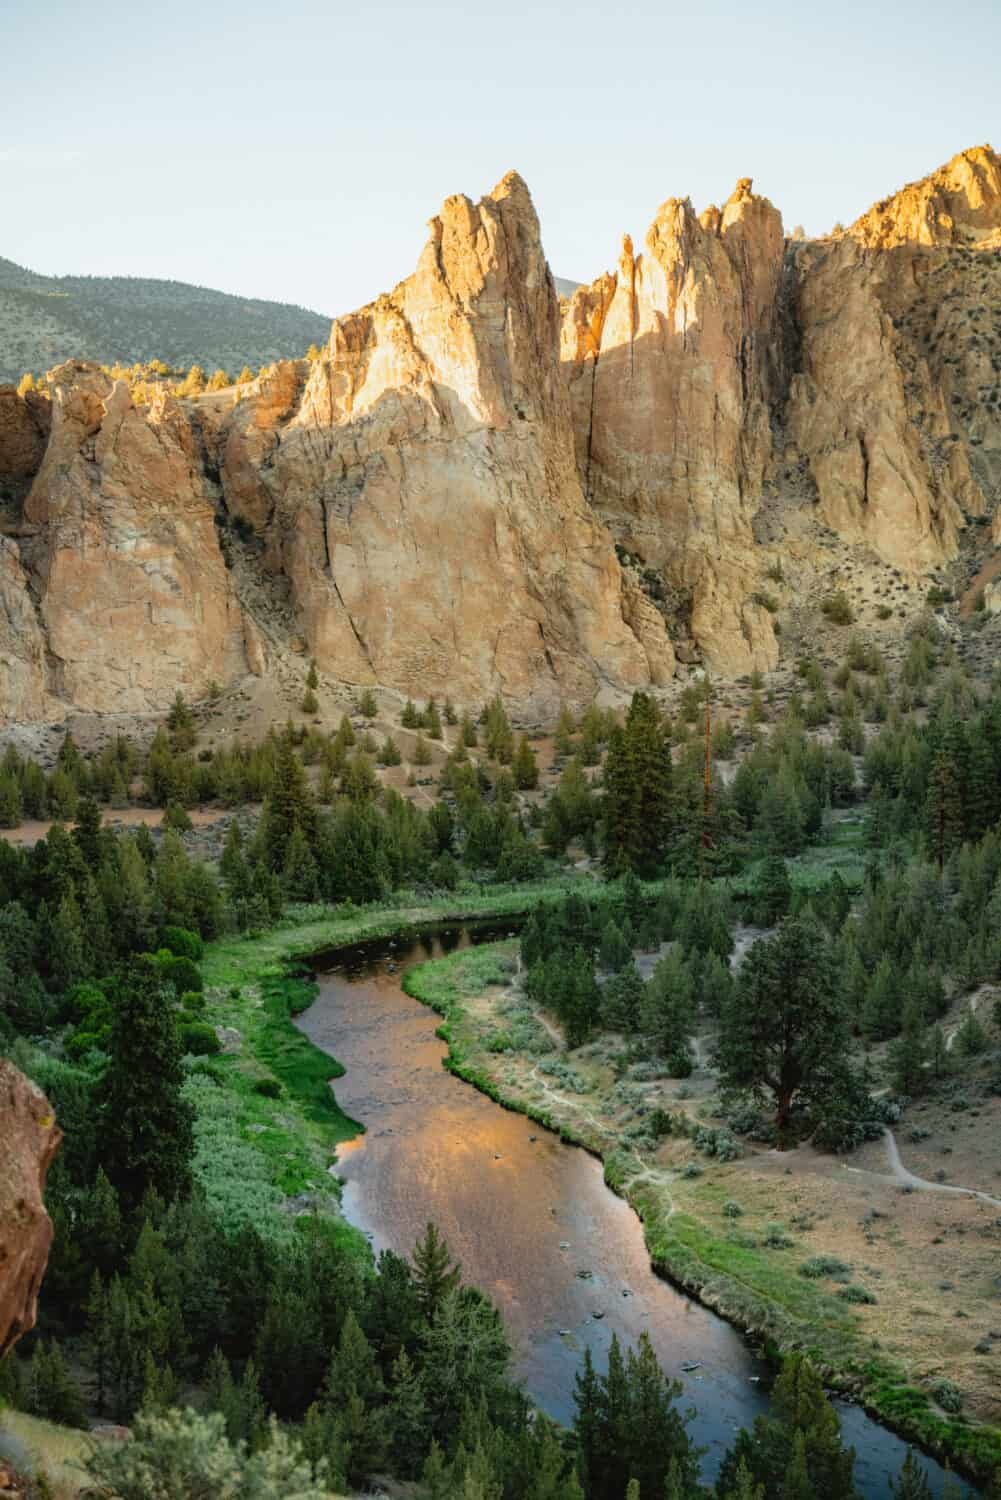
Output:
top-left (296, 922), bottom-right (977, 1497)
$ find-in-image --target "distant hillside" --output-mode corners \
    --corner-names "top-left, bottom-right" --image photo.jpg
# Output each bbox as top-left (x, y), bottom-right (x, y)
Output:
top-left (554, 275), bottom-right (582, 298)
top-left (0, 257), bottom-right (331, 384)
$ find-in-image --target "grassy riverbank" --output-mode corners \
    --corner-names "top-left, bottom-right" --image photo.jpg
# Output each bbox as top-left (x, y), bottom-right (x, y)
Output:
top-left (404, 940), bottom-right (1001, 1485)
top-left (192, 878), bottom-right (589, 1231)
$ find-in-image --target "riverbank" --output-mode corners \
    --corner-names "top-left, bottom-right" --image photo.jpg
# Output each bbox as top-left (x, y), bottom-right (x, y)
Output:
top-left (403, 940), bottom-right (1001, 1486)
top-left (193, 879), bottom-right (590, 1234)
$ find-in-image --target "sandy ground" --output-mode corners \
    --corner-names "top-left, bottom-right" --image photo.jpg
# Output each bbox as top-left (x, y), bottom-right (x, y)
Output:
top-left (452, 957), bottom-right (1001, 1429)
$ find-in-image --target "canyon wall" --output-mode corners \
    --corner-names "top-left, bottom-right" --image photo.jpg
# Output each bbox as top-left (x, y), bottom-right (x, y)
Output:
top-left (1, 145), bottom-right (999, 721)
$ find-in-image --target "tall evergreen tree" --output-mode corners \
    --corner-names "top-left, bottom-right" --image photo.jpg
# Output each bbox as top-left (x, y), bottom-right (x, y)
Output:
top-left (97, 956), bottom-right (194, 1209)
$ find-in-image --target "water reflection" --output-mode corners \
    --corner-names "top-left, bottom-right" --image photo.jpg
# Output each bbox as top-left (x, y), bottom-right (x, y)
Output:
top-left (296, 924), bottom-right (974, 1497)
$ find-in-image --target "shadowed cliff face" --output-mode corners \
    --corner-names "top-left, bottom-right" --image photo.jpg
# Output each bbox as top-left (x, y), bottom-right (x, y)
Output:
top-left (1, 146), bottom-right (1000, 721)
top-left (0, 1060), bottom-right (61, 1358)
top-left (558, 145), bottom-right (1001, 671)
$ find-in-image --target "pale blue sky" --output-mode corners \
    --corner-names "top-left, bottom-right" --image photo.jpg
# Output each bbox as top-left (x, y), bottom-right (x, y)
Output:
top-left (2, 0), bottom-right (998, 317)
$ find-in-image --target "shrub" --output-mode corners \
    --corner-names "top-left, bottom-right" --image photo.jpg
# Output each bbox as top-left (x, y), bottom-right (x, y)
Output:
top-left (164, 801), bottom-right (193, 832)
top-left (161, 925), bottom-right (204, 961)
top-left (930, 1378), bottom-right (962, 1414)
top-left (680, 1161), bottom-right (703, 1179)
top-left (722, 1200), bottom-right (743, 1219)
top-left (161, 954), bottom-right (203, 996)
top-left (838, 1283), bottom-right (877, 1304)
top-left (764, 1222), bottom-right (793, 1249)
top-left (798, 1255), bottom-right (851, 1281)
top-left (253, 1077), bottom-right (283, 1098)
top-left (180, 1021), bottom-right (221, 1056)
top-left (821, 591), bottom-right (854, 626)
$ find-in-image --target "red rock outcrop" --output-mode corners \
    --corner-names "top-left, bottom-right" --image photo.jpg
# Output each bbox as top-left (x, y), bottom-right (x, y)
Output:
top-left (0, 1060), bottom-right (61, 1358)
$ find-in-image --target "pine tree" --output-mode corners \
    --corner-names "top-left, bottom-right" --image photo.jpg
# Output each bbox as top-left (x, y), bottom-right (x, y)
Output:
top-left (642, 949), bottom-right (694, 1068)
top-left (444, 697), bottom-right (458, 726)
top-left (260, 734), bottom-right (315, 872)
top-left (717, 919), bottom-right (851, 1133)
top-left (301, 687), bottom-right (319, 715)
top-left (359, 687), bottom-right (377, 717)
top-left (599, 919), bottom-right (632, 973)
top-left (891, 998), bottom-right (928, 1096)
top-left (306, 659), bottom-right (319, 690)
top-left (282, 824), bottom-right (320, 900)
top-left (412, 1222), bottom-right (461, 1321)
top-left (98, 956), bottom-right (194, 1209)
top-left (925, 750), bottom-right (964, 871)
top-left (425, 699), bottom-right (444, 739)
top-left (25, 1340), bottom-right (86, 1427)
top-left (460, 711), bottom-right (478, 747)
top-left (413, 733), bottom-right (433, 767)
top-left (402, 699), bottom-right (420, 729)
top-left (755, 855), bottom-right (792, 926)
top-left (891, 1450), bottom-right (934, 1499)
top-left (602, 693), bottom-right (673, 877)
top-left (513, 736), bottom-right (540, 790)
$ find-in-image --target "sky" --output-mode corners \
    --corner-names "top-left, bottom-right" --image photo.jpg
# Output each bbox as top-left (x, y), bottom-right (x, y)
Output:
top-left (2, 0), bottom-right (999, 319)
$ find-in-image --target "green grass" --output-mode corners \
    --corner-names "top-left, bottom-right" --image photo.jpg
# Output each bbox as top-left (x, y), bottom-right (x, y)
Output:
top-left (399, 900), bottom-right (1001, 1484)
top-left (192, 879), bottom-right (588, 1223)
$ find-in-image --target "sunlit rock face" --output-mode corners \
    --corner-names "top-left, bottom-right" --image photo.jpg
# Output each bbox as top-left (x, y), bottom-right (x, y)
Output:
top-left (4, 146), bottom-right (1001, 720)
top-left (9, 363), bottom-right (250, 717)
top-left (223, 171), bottom-right (675, 714)
top-left (560, 177), bottom-right (785, 675)
top-left (560, 145), bottom-right (1001, 669)
top-left (788, 146), bottom-right (1001, 569)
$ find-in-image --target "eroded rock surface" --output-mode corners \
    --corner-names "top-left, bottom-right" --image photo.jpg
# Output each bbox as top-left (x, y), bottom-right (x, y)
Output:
top-left (0, 1060), bottom-right (61, 1358)
top-left (2, 146), bottom-right (1000, 719)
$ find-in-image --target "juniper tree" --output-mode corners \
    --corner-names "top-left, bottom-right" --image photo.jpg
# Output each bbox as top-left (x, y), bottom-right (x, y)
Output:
top-left (716, 918), bottom-right (850, 1133)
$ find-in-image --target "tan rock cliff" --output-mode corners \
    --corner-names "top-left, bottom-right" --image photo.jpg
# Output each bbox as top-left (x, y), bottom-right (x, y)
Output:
top-left (560, 178), bottom-right (785, 673)
top-left (226, 172), bottom-right (675, 712)
top-left (16, 364), bottom-right (250, 715)
top-left (2, 146), bottom-right (1000, 722)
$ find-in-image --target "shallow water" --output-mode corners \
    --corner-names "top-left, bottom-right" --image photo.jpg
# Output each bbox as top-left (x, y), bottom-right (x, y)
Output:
top-left (297, 923), bottom-right (976, 1496)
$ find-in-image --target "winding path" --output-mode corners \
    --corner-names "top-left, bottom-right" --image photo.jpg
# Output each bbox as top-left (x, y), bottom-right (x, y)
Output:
top-left (879, 1127), bottom-right (1001, 1208)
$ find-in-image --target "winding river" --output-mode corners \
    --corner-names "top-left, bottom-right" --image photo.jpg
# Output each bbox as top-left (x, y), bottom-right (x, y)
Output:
top-left (296, 923), bottom-right (976, 1497)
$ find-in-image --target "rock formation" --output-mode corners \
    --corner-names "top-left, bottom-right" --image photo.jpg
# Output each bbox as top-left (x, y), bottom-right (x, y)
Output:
top-left (560, 145), bottom-right (1001, 668)
top-left (560, 177), bottom-right (786, 673)
top-left (1, 145), bottom-right (999, 721)
top-left (786, 145), bottom-right (1001, 570)
top-left (2, 364), bottom-right (253, 716)
top-left (0, 1060), bottom-right (61, 1358)
top-left (220, 172), bottom-right (675, 713)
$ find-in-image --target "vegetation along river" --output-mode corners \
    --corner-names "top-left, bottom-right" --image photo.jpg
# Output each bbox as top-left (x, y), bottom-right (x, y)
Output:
top-left (296, 922), bottom-right (975, 1497)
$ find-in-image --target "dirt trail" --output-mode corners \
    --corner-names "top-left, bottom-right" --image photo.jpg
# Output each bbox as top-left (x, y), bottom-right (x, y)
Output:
top-left (879, 1128), bottom-right (1001, 1207)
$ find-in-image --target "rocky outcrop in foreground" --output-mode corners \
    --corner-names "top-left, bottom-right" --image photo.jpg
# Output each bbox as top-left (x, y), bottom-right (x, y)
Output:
top-left (1, 144), bottom-right (1000, 719)
top-left (0, 1060), bottom-right (61, 1357)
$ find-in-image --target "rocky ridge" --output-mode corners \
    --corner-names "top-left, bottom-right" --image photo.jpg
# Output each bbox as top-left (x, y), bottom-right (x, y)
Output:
top-left (1, 146), bottom-right (1000, 724)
